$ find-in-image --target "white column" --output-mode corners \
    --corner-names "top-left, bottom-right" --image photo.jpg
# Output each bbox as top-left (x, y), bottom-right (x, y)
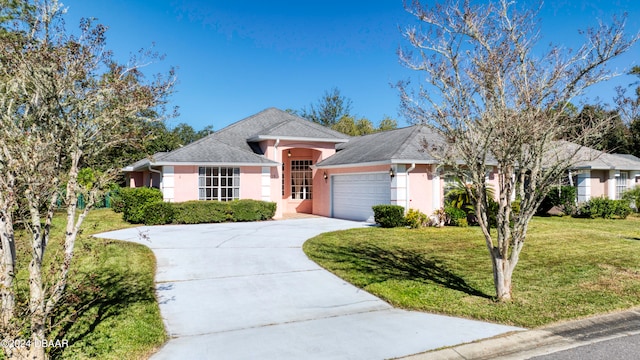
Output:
top-left (431, 166), bottom-right (441, 212)
top-left (261, 166), bottom-right (271, 202)
top-left (162, 166), bottom-right (175, 202)
top-left (576, 170), bottom-right (591, 203)
top-left (390, 165), bottom-right (408, 210)
top-left (608, 170), bottom-right (617, 200)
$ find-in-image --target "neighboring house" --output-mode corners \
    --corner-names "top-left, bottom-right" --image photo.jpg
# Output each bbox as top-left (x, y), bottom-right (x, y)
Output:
top-left (567, 145), bottom-right (640, 203)
top-left (123, 108), bottom-right (640, 221)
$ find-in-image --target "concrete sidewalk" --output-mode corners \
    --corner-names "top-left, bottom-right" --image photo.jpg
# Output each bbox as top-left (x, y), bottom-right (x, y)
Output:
top-left (402, 309), bottom-right (640, 360)
top-left (96, 218), bottom-right (521, 359)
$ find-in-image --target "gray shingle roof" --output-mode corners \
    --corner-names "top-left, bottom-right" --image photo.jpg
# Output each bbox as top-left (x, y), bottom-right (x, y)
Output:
top-left (544, 141), bottom-right (640, 170)
top-left (124, 108), bottom-right (349, 168)
top-left (316, 125), bottom-right (444, 167)
top-left (123, 152), bottom-right (167, 171)
top-left (577, 151), bottom-right (640, 170)
top-left (124, 108), bottom-right (640, 172)
top-left (153, 140), bottom-right (277, 165)
top-left (221, 108), bottom-right (349, 146)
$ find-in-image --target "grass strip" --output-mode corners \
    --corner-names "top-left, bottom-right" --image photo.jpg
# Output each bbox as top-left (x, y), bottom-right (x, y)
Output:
top-left (303, 216), bottom-right (640, 328)
top-left (6, 209), bottom-right (165, 359)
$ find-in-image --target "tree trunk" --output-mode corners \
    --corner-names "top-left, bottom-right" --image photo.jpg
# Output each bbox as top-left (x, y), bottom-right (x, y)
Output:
top-left (28, 228), bottom-right (47, 360)
top-left (0, 214), bottom-right (16, 328)
top-left (26, 196), bottom-right (48, 360)
top-left (492, 256), bottom-right (514, 302)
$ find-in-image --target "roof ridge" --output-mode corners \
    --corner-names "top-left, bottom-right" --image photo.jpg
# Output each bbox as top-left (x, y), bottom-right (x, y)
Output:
top-left (277, 109), bottom-right (351, 138)
top-left (393, 125), bottom-right (426, 158)
top-left (215, 107), bottom-right (275, 134)
top-left (250, 119), bottom-right (290, 137)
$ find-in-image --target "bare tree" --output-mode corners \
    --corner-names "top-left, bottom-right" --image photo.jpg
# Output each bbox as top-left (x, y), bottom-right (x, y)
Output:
top-left (399, 0), bottom-right (637, 301)
top-left (616, 66), bottom-right (640, 157)
top-left (0, 1), bottom-right (175, 358)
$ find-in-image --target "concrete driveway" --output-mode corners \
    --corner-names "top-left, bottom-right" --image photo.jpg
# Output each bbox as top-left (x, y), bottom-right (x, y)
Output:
top-left (96, 218), bottom-right (521, 359)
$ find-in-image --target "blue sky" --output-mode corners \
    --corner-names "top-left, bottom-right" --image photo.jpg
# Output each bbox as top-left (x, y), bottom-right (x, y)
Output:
top-left (60, 1), bottom-right (639, 131)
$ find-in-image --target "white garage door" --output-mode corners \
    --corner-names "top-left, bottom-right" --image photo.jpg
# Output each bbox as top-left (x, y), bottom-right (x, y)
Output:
top-left (331, 172), bottom-right (391, 222)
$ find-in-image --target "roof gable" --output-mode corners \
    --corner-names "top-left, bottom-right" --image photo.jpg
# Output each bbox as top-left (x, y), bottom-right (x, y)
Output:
top-left (124, 107), bottom-right (348, 168)
top-left (316, 125), bottom-right (444, 167)
top-left (219, 108), bottom-right (349, 145)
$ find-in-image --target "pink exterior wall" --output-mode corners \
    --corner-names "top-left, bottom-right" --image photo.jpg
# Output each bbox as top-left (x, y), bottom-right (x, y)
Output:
top-left (128, 172), bottom-right (143, 187)
top-left (173, 165), bottom-right (199, 202)
top-left (240, 166), bottom-right (264, 200)
top-left (407, 165), bottom-right (433, 214)
top-left (127, 170), bottom-right (160, 189)
top-left (258, 140), bottom-right (338, 217)
top-left (590, 170), bottom-right (608, 199)
top-left (282, 147), bottom-right (315, 214)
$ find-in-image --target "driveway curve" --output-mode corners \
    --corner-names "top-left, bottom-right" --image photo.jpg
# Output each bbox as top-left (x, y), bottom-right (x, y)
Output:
top-left (96, 218), bottom-right (521, 359)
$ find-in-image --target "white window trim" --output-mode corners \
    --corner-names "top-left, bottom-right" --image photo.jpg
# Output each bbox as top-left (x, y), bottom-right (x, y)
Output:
top-left (616, 171), bottom-right (628, 200)
top-left (198, 167), bottom-right (240, 201)
top-left (290, 160), bottom-right (313, 200)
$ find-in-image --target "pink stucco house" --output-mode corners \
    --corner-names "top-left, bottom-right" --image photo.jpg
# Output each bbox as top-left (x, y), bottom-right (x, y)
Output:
top-left (123, 108), bottom-right (640, 221)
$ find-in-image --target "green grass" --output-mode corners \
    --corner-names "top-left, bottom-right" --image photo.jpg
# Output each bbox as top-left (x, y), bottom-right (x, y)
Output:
top-left (303, 215), bottom-right (640, 328)
top-left (7, 209), bottom-right (166, 359)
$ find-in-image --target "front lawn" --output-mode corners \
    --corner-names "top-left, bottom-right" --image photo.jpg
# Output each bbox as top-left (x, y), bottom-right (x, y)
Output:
top-left (303, 216), bottom-right (640, 328)
top-left (8, 209), bottom-right (166, 359)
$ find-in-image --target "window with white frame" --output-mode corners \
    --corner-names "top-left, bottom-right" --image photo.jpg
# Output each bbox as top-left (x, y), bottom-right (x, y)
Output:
top-left (616, 171), bottom-right (628, 200)
top-left (198, 167), bottom-right (240, 201)
top-left (290, 160), bottom-right (312, 199)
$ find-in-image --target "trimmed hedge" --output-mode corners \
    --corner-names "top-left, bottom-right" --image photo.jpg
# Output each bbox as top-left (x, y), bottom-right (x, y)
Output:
top-left (372, 205), bottom-right (406, 228)
top-left (141, 201), bottom-right (175, 225)
top-left (231, 199), bottom-right (277, 221)
top-left (171, 201), bottom-right (232, 224)
top-left (120, 187), bottom-right (163, 224)
top-left (131, 199), bottom-right (277, 225)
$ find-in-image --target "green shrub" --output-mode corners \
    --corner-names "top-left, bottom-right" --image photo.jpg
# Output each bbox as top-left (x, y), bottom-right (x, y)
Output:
top-left (109, 187), bottom-right (125, 213)
top-left (372, 205), bottom-right (406, 228)
top-left (231, 199), bottom-right (277, 221)
top-left (538, 186), bottom-right (577, 215)
top-left (622, 186), bottom-right (640, 212)
top-left (120, 187), bottom-right (163, 224)
top-left (405, 208), bottom-right (428, 228)
top-left (172, 201), bottom-right (232, 224)
top-left (574, 197), bottom-right (632, 219)
top-left (444, 206), bottom-right (466, 226)
top-left (142, 201), bottom-right (175, 225)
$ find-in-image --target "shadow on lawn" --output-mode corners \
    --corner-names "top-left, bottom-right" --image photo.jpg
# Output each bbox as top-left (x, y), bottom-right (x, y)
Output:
top-left (48, 262), bottom-right (156, 358)
top-left (316, 243), bottom-right (492, 299)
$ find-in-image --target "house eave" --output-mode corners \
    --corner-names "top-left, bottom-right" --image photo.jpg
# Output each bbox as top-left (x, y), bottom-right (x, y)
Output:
top-left (315, 159), bottom-right (440, 169)
top-left (124, 161), bottom-right (279, 170)
top-left (571, 165), bottom-right (640, 171)
top-left (247, 135), bottom-right (349, 143)
top-left (153, 161), bottom-right (279, 167)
